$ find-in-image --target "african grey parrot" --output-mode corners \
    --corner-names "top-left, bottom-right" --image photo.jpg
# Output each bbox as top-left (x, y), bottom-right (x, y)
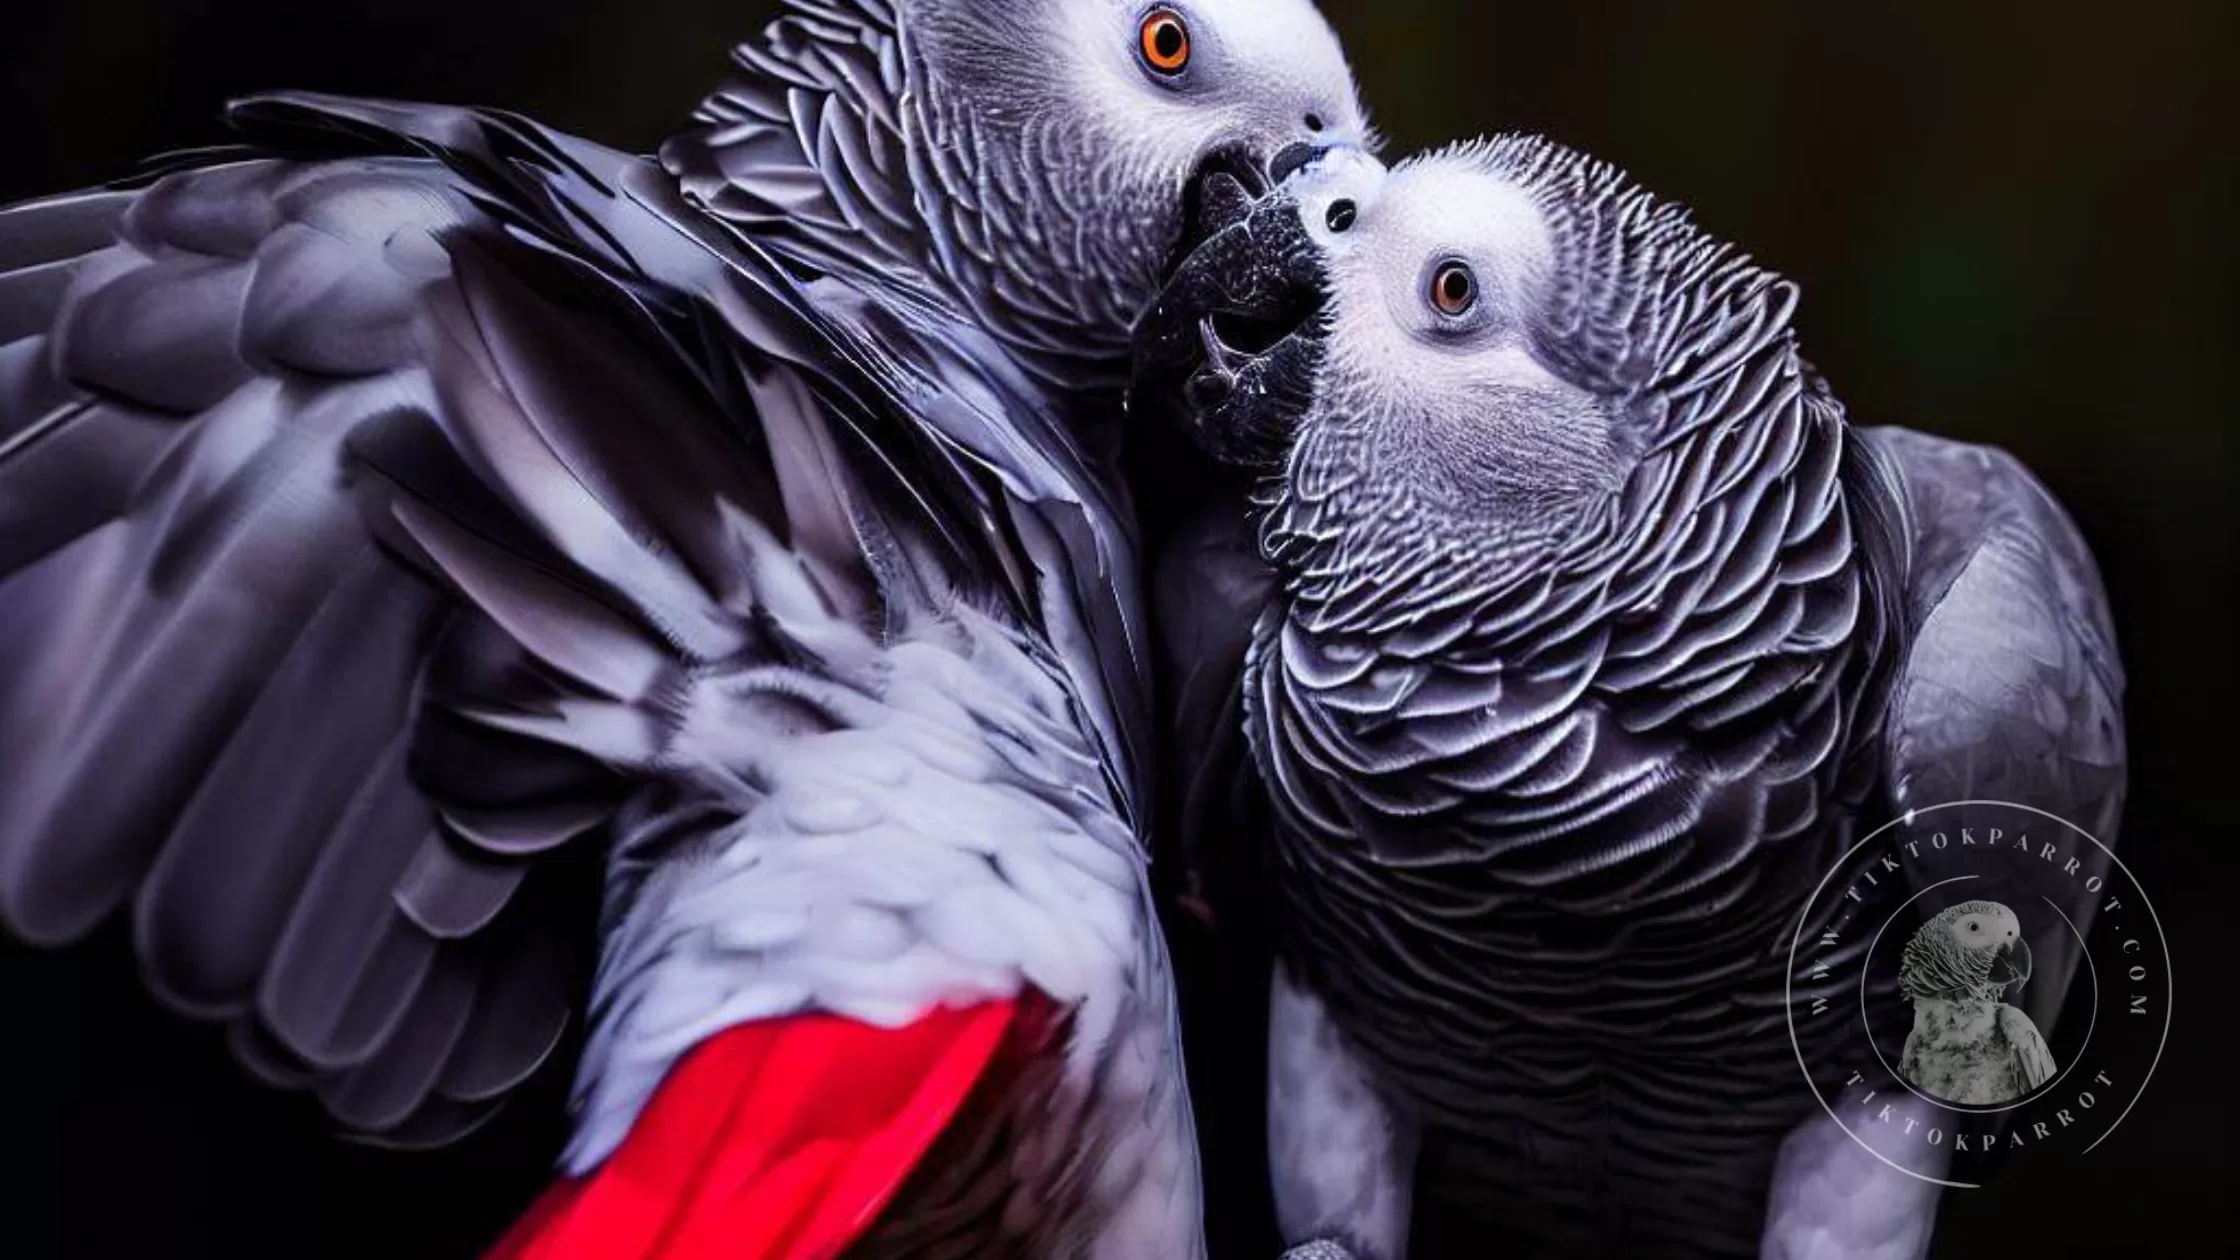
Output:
top-left (1897, 900), bottom-right (2057, 1105)
top-left (1131, 135), bottom-right (2126, 1258)
top-left (0, 1), bottom-right (1373, 1255)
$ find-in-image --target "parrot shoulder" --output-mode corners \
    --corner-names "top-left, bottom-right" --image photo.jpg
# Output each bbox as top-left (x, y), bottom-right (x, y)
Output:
top-left (1861, 425), bottom-right (2125, 831)
top-left (1862, 425), bottom-right (2127, 1039)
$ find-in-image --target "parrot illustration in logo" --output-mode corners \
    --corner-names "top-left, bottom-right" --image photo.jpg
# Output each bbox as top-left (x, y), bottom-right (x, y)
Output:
top-left (1897, 899), bottom-right (2058, 1105)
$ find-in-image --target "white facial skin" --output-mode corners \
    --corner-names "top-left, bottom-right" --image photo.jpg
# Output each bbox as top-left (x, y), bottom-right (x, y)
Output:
top-left (1947, 903), bottom-right (2023, 954)
top-left (1044, 0), bottom-right (1366, 139)
top-left (1301, 158), bottom-right (1563, 397)
top-left (907, 0), bottom-right (1376, 311)
top-left (1282, 154), bottom-right (1635, 545)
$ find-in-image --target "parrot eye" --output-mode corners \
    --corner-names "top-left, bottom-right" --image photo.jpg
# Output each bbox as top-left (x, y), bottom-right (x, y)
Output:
top-left (1139, 8), bottom-right (1192, 76)
top-left (1431, 261), bottom-right (1478, 317)
top-left (1969, 922), bottom-right (1980, 932)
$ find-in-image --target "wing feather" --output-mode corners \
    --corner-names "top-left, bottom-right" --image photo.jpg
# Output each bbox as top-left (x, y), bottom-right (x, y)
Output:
top-left (1872, 425), bottom-right (2126, 1040)
top-left (132, 545), bottom-right (444, 1013)
top-left (0, 108), bottom-right (732, 1141)
top-left (1999, 1003), bottom-right (2058, 1091)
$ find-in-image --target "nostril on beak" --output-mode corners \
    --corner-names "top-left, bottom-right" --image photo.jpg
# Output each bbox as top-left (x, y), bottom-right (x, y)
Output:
top-left (1268, 141), bottom-right (1326, 185)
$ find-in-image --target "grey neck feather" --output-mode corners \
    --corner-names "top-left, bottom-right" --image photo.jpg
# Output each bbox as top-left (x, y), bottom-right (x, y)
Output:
top-left (661, 0), bottom-right (1160, 399)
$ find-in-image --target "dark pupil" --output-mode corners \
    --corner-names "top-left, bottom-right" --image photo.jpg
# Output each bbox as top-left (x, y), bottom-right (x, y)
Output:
top-left (1153, 22), bottom-right (1183, 58)
top-left (1442, 269), bottom-right (1471, 305)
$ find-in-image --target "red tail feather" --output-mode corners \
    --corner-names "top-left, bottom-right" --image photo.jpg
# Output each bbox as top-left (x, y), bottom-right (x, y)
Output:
top-left (487, 1000), bottom-right (1019, 1260)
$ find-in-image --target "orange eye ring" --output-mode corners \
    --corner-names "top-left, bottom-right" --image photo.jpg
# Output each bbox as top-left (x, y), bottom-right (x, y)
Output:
top-left (1431, 261), bottom-right (1478, 316)
top-left (1140, 8), bottom-right (1191, 75)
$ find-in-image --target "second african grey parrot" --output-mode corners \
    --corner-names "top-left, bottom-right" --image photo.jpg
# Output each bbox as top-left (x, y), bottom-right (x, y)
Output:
top-left (0, 1), bottom-right (1376, 1255)
top-left (1896, 900), bottom-right (2058, 1106)
top-left (1130, 135), bottom-right (2127, 1258)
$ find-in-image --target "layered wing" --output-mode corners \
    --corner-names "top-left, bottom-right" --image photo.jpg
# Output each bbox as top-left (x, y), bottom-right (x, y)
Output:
top-left (0, 90), bottom-right (939, 1145)
top-left (0, 146), bottom-right (648, 1143)
top-left (1868, 425), bottom-right (2128, 1038)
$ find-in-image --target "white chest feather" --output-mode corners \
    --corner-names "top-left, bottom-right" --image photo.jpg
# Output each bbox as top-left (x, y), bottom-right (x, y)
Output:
top-left (1898, 997), bottom-right (2022, 1105)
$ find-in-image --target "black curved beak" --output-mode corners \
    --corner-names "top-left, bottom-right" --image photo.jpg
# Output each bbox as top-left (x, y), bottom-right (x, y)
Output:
top-left (1131, 161), bottom-right (1330, 469)
top-left (1991, 935), bottom-right (2034, 988)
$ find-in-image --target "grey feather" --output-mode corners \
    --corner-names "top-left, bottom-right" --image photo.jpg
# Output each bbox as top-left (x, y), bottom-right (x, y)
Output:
top-left (132, 547), bottom-right (444, 1015)
top-left (1266, 962), bottom-right (1417, 1260)
top-left (316, 943), bottom-right (484, 1132)
top-left (257, 751), bottom-right (443, 1071)
top-left (1869, 424), bottom-right (2125, 1038)
top-left (393, 833), bottom-right (532, 942)
top-left (0, 109), bottom-right (692, 1140)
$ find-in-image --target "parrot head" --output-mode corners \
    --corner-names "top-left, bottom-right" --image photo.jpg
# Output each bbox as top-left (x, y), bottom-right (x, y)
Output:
top-left (1136, 134), bottom-right (1810, 620)
top-left (677, 1), bottom-right (1378, 387)
top-left (900, 0), bottom-right (1378, 372)
top-left (1900, 899), bottom-right (2034, 1002)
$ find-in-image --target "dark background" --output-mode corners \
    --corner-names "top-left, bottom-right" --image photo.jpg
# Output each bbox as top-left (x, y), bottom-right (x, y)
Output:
top-left (2, 0), bottom-right (2233, 1256)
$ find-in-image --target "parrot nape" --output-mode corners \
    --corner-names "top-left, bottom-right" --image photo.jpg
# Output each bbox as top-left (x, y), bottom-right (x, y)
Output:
top-left (0, 1), bottom-right (1376, 1256)
top-left (1131, 136), bottom-right (2126, 1258)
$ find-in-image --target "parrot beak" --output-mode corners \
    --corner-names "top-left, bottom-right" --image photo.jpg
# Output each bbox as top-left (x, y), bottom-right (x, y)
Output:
top-left (1129, 160), bottom-right (1331, 469)
top-left (1991, 935), bottom-right (2034, 989)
